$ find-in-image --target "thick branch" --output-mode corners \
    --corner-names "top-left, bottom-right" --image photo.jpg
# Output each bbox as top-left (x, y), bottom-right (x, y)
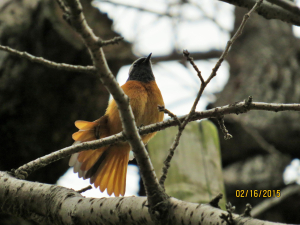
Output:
top-left (220, 0), bottom-right (300, 26)
top-left (0, 171), bottom-right (288, 225)
top-left (64, 0), bottom-right (166, 209)
top-left (266, 0), bottom-right (300, 15)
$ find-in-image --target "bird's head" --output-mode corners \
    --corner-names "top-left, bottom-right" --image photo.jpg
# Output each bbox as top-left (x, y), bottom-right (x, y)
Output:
top-left (127, 53), bottom-right (155, 82)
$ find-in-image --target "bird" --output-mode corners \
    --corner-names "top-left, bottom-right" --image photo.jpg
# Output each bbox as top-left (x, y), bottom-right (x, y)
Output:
top-left (69, 53), bottom-right (164, 197)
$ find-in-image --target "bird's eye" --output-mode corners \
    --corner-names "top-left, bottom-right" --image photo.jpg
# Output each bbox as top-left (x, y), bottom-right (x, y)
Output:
top-left (133, 64), bottom-right (137, 67)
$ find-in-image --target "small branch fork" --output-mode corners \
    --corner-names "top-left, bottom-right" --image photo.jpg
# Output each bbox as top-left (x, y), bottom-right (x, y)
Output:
top-left (220, 202), bottom-right (236, 225)
top-left (158, 106), bottom-right (181, 126)
top-left (158, 0), bottom-right (263, 188)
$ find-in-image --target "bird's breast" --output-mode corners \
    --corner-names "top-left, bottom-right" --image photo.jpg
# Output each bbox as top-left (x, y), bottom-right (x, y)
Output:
top-left (106, 80), bottom-right (164, 137)
top-left (139, 81), bottom-right (164, 126)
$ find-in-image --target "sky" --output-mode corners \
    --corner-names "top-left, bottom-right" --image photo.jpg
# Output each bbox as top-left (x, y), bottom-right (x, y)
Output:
top-left (57, 0), bottom-right (300, 197)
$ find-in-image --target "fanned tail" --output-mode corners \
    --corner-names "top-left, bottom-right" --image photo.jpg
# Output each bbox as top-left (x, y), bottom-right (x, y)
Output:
top-left (69, 118), bottom-right (130, 196)
top-left (90, 145), bottom-right (130, 197)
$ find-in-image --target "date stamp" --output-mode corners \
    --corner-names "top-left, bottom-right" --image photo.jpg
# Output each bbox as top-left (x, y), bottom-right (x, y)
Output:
top-left (236, 190), bottom-right (280, 198)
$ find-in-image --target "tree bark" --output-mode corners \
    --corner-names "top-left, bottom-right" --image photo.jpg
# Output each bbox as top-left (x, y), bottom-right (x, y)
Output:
top-left (0, 171), bottom-right (289, 225)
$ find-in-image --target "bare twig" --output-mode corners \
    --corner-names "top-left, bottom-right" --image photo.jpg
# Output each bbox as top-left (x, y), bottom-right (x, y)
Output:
top-left (0, 45), bottom-right (95, 73)
top-left (13, 101), bottom-right (300, 179)
top-left (97, 36), bottom-right (124, 47)
top-left (208, 0), bottom-right (263, 84)
top-left (158, 105), bottom-right (181, 126)
top-left (182, 0), bottom-right (261, 127)
top-left (209, 193), bottom-right (223, 208)
top-left (183, 50), bottom-right (204, 83)
top-left (241, 204), bottom-right (252, 217)
top-left (217, 116), bottom-right (233, 140)
top-left (159, 126), bottom-right (184, 190)
top-left (0, 42), bottom-right (223, 71)
top-left (77, 185), bottom-right (93, 193)
top-left (159, 50), bottom-right (206, 188)
top-left (152, 50), bottom-right (223, 62)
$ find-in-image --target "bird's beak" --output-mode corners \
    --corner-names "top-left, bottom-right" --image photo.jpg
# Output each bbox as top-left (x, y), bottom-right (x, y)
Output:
top-left (143, 53), bottom-right (152, 63)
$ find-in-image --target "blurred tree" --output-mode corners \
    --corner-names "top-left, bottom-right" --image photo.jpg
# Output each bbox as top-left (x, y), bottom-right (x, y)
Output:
top-left (212, 6), bottom-right (300, 223)
top-left (0, 0), bottom-right (134, 223)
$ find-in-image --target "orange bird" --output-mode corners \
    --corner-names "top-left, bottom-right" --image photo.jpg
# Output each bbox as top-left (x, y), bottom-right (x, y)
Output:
top-left (69, 53), bottom-right (164, 196)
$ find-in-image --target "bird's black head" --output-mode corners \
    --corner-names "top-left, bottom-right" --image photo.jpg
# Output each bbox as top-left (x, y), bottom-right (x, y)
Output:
top-left (127, 53), bottom-right (155, 82)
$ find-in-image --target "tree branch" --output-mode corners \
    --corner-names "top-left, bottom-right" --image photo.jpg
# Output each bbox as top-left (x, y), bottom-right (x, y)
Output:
top-left (76, 185), bottom-right (93, 193)
top-left (152, 50), bottom-right (223, 62)
top-left (208, 0), bottom-right (263, 84)
top-left (0, 43), bottom-right (223, 72)
top-left (266, 0), bottom-right (300, 16)
top-left (96, 36), bottom-right (124, 47)
top-left (183, 50), bottom-right (204, 83)
top-left (0, 45), bottom-right (96, 73)
top-left (0, 171), bottom-right (289, 225)
top-left (220, 0), bottom-right (300, 26)
top-left (159, 124), bottom-right (185, 189)
top-left (96, 0), bottom-right (188, 19)
top-left (217, 116), bottom-right (233, 140)
top-left (14, 101), bottom-right (300, 179)
top-left (64, 0), bottom-right (167, 211)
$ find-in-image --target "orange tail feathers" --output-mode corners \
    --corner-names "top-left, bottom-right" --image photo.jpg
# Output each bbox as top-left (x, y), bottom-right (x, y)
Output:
top-left (91, 145), bottom-right (130, 197)
top-left (69, 119), bottom-right (130, 196)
